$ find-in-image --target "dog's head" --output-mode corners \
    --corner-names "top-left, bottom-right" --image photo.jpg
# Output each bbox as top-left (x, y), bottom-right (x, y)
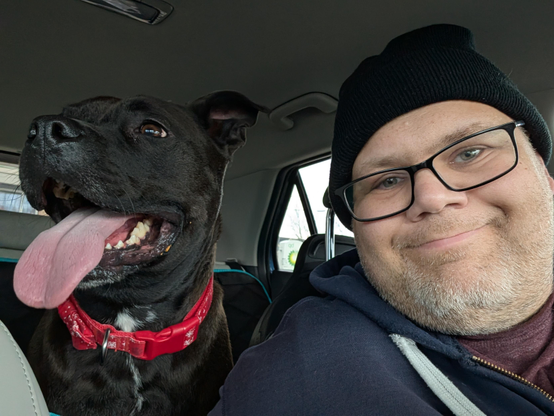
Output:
top-left (15, 92), bottom-right (265, 308)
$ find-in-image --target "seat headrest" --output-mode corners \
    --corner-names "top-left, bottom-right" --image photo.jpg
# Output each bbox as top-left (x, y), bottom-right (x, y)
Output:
top-left (0, 210), bottom-right (54, 259)
top-left (322, 187), bottom-right (332, 209)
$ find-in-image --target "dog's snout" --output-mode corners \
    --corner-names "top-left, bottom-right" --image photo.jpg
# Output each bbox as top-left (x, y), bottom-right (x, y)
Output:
top-left (29, 116), bottom-right (84, 144)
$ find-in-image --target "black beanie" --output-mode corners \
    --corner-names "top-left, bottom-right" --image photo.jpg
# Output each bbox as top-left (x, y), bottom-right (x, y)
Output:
top-left (330, 24), bottom-right (552, 230)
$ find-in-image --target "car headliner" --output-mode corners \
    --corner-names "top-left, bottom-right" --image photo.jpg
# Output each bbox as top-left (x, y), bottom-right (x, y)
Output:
top-left (2, 0), bottom-right (554, 267)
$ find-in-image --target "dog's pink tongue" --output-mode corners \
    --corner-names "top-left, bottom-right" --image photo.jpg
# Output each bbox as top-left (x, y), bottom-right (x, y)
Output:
top-left (14, 208), bottom-right (133, 309)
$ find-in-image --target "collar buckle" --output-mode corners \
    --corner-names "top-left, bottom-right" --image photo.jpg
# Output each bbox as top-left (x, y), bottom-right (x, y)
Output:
top-left (133, 317), bottom-right (201, 360)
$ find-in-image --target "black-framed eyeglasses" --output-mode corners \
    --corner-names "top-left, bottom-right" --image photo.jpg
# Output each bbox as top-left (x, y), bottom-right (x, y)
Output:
top-left (335, 121), bottom-right (524, 222)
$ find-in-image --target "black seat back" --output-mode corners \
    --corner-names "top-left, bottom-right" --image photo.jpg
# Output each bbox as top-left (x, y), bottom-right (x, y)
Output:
top-left (214, 269), bottom-right (271, 362)
top-left (249, 234), bottom-right (355, 346)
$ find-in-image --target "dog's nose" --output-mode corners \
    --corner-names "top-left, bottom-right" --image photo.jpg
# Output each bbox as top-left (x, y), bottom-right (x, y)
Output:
top-left (27, 123), bottom-right (38, 140)
top-left (28, 116), bottom-right (83, 143)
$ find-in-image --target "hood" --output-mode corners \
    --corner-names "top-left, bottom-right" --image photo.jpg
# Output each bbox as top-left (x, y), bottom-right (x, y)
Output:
top-left (309, 249), bottom-right (469, 360)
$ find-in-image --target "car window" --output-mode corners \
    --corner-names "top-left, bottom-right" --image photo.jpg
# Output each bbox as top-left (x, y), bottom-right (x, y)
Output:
top-left (276, 185), bottom-right (311, 271)
top-left (276, 158), bottom-right (353, 271)
top-left (0, 161), bottom-right (41, 215)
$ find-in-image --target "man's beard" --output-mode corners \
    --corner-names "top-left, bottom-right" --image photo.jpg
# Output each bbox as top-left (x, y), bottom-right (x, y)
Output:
top-left (357, 209), bottom-right (554, 336)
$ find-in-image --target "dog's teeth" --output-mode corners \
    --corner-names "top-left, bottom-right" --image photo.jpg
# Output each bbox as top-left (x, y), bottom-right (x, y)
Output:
top-left (52, 182), bottom-right (76, 200)
top-left (105, 243), bottom-right (112, 250)
top-left (53, 186), bottom-right (68, 199)
top-left (126, 235), bottom-right (140, 246)
top-left (131, 221), bottom-right (147, 239)
top-left (144, 218), bottom-right (153, 227)
top-left (115, 240), bottom-right (125, 249)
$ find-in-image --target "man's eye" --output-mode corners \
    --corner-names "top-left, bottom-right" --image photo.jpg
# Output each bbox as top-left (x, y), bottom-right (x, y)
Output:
top-left (455, 148), bottom-right (481, 162)
top-left (376, 176), bottom-right (402, 190)
top-left (140, 123), bottom-right (167, 138)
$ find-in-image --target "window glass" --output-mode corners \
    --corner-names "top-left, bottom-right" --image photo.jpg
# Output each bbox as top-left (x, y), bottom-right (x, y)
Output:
top-left (276, 185), bottom-right (310, 271)
top-left (0, 161), bottom-right (43, 215)
top-left (276, 158), bottom-right (354, 271)
top-left (299, 160), bottom-right (353, 237)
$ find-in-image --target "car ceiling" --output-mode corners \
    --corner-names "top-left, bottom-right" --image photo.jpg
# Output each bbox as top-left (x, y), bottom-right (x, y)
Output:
top-left (3, 0), bottom-right (554, 179)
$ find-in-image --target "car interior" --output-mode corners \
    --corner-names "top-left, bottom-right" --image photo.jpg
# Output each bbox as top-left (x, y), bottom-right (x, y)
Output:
top-left (1, 0), bottom-right (554, 414)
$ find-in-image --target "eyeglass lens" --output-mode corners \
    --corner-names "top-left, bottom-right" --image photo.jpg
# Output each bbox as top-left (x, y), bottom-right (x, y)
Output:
top-left (345, 125), bottom-right (517, 221)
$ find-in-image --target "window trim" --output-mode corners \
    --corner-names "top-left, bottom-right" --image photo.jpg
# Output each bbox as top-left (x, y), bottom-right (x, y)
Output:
top-left (294, 174), bottom-right (317, 236)
top-left (257, 153), bottom-right (330, 292)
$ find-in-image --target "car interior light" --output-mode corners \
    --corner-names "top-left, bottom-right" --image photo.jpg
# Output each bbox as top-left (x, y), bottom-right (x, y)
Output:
top-left (80, 0), bottom-right (174, 25)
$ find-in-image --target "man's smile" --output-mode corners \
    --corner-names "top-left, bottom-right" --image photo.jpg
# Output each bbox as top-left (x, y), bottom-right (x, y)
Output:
top-left (414, 225), bottom-right (486, 251)
top-left (392, 219), bottom-right (493, 251)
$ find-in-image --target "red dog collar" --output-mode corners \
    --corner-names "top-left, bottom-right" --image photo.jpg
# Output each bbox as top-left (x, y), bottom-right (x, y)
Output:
top-left (58, 274), bottom-right (214, 360)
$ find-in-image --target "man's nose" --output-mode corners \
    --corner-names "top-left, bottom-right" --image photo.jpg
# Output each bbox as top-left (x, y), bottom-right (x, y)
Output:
top-left (405, 168), bottom-right (469, 221)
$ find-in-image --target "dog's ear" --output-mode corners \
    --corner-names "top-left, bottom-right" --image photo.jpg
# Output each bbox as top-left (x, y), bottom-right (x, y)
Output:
top-left (189, 91), bottom-right (267, 155)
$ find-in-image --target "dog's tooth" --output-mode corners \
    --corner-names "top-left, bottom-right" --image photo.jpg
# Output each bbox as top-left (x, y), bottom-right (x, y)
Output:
top-left (53, 186), bottom-right (67, 199)
top-left (53, 184), bottom-right (76, 200)
top-left (126, 235), bottom-right (140, 246)
top-left (131, 222), bottom-right (147, 239)
top-left (105, 243), bottom-right (112, 250)
top-left (115, 240), bottom-right (125, 249)
top-left (140, 221), bottom-right (149, 236)
top-left (144, 218), bottom-right (153, 227)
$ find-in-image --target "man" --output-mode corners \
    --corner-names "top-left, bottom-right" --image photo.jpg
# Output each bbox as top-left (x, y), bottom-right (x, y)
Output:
top-left (209, 24), bottom-right (554, 415)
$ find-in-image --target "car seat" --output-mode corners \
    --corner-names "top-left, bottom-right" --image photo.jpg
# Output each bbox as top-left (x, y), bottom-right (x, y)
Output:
top-left (0, 320), bottom-right (50, 415)
top-left (0, 210), bottom-right (52, 354)
top-left (214, 268), bottom-right (271, 362)
top-left (249, 189), bottom-right (355, 346)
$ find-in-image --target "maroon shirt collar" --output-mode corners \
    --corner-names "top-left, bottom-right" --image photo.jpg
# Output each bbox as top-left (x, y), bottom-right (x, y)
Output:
top-left (458, 292), bottom-right (554, 395)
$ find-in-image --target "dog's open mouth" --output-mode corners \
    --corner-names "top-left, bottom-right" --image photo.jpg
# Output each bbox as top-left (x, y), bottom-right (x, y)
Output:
top-left (43, 178), bottom-right (179, 267)
top-left (13, 178), bottom-right (182, 309)
top-left (100, 215), bottom-right (176, 267)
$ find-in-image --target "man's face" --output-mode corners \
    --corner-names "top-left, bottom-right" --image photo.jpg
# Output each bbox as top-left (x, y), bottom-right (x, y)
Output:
top-left (352, 101), bottom-right (554, 335)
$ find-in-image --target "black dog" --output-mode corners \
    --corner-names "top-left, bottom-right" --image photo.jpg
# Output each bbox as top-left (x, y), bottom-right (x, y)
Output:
top-left (13, 92), bottom-right (264, 416)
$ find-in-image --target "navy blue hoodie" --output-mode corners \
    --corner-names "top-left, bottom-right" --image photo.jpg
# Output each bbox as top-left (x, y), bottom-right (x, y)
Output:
top-left (209, 249), bottom-right (554, 415)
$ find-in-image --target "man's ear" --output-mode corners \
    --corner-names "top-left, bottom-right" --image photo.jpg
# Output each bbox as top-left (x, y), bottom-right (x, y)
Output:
top-left (188, 91), bottom-right (268, 156)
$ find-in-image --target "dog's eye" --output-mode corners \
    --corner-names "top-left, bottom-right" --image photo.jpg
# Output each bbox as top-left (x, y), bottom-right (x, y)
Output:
top-left (140, 123), bottom-right (167, 138)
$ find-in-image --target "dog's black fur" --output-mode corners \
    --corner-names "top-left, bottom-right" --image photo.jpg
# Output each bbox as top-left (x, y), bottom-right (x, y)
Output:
top-left (19, 92), bottom-right (264, 416)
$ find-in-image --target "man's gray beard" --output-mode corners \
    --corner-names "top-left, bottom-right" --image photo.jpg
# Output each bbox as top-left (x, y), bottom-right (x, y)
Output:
top-left (357, 215), bottom-right (554, 336)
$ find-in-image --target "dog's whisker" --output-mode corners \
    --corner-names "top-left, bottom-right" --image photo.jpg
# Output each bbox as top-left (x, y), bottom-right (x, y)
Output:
top-left (115, 195), bottom-right (127, 215)
top-left (2, 185), bottom-right (26, 211)
top-left (123, 189), bottom-right (137, 216)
